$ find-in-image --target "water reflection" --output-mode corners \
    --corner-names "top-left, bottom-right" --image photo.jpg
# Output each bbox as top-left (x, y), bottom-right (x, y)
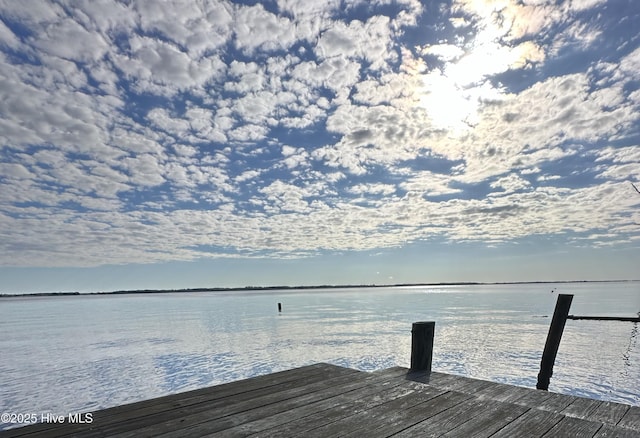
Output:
top-left (621, 319), bottom-right (638, 375)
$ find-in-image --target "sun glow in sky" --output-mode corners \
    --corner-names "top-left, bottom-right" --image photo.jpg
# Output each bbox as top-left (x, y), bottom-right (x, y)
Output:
top-left (0, 0), bottom-right (639, 293)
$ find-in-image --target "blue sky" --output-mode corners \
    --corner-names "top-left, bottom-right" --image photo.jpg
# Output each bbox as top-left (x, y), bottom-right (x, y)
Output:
top-left (1, 0), bottom-right (639, 293)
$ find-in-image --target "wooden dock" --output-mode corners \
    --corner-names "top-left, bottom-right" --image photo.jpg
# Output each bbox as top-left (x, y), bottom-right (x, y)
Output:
top-left (1, 363), bottom-right (639, 437)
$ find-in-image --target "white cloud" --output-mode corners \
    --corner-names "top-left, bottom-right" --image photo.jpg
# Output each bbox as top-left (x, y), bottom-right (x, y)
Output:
top-left (347, 183), bottom-right (397, 196)
top-left (0, 17), bottom-right (20, 49)
top-left (398, 171), bottom-right (461, 197)
top-left (596, 146), bottom-right (640, 164)
top-left (550, 19), bottom-right (603, 55)
top-left (291, 57), bottom-right (361, 94)
top-left (0, 163), bottom-right (33, 179)
top-left (421, 44), bottom-right (465, 62)
top-left (490, 173), bottom-right (531, 193)
top-left (315, 15), bottom-right (394, 69)
top-left (134, 0), bottom-right (233, 56)
top-left (615, 46), bottom-right (640, 82)
top-left (113, 35), bottom-right (224, 96)
top-left (228, 124), bottom-right (270, 142)
top-left (121, 154), bottom-right (166, 187)
top-left (234, 4), bottom-right (297, 54)
top-left (33, 17), bottom-right (109, 63)
top-left (235, 169), bottom-right (262, 183)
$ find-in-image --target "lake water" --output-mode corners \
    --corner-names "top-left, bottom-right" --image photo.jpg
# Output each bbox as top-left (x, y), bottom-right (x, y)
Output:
top-left (1, 282), bottom-right (639, 430)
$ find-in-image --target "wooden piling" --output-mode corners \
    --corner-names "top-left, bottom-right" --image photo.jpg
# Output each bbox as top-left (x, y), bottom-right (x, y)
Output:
top-left (278, 302), bottom-right (282, 312)
top-left (537, 294), bottom-right (573, 390)
top-left (410, 321), bottom-right (435, 372)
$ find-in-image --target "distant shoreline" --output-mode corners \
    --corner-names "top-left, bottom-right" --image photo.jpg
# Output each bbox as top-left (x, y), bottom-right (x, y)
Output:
top-left (1, 279), bottom-right (638, 298)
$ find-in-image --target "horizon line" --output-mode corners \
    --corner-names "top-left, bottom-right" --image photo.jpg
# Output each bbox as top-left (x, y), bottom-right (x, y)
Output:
top-left (1, 279), bottom-right (639, 298)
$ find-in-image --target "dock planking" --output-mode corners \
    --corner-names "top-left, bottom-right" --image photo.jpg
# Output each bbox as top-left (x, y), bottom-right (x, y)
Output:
top-left (1, 363), bottom-right (638, 438)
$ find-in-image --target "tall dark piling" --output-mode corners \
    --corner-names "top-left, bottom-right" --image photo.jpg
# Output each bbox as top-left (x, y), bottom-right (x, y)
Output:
top-left (537, 294), bottom-right (573, 390)
top-left (410, 321), bottom-right (435, 373)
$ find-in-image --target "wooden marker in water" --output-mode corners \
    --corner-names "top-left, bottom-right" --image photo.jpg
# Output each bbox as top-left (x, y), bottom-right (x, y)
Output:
top-left (278, 302), bottom-right (282, 312)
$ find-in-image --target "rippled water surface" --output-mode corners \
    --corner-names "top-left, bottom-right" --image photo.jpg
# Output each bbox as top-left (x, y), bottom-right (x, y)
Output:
top-left (1, 282), bottom-right (639, 430)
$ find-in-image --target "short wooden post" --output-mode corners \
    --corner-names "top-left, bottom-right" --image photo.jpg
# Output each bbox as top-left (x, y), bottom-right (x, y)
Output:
top-left (278, 303), bottom-right (282, 312)
top-left (411, 321), bottom-right (435, 372)
top-left (537, 294), bottom-right (573, 390)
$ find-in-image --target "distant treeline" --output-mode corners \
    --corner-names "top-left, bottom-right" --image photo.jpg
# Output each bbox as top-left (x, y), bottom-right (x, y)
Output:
top-left (0, 291), bottom-right (83, 297)
top-left (0, 282), bottom-right (473, 297)
top-left (1, 279), bottom-right (636, 298)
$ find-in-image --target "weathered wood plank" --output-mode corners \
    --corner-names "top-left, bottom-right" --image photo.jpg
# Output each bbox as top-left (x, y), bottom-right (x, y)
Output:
top-left (0, 363), bottom-right (354, 438)
top-left (531, 391), bottom-right (577, 413)
top-left (367, 366), bottom-right (421, 382)
top-left (541, 416), bottom-right (603, 437)
top-left (100, 373), bottom-right (366, 438)
top-left (594, 424), bottom-right (640, 438)
top-left (561, 396), bottom-right (603, 420)
top-left (589, 400), bottom-right (630, 425)
top-left (474, 381), bottom-right (540, 403)
top-left (248, 381), bottom-right (421, 438)
top-left (406, 370), bottom-right (464, 387)
top-left (440, 401), bottom-right (529, 438)
top-left (204, 370), bottom-right (420, 437)
top-left (2, 364), bottom-right (357, 438)
top-left (510, 387), bottom-right (556, 408)
top-left (617, 406), bottom-right (640, 431)
top-left (342, 390), bottom-right (473, 438)
top-left (127, 369), bottom-right (394, 438)
top-left (391, 397), bottom-right (500, 437)
top-left (432, 375), bottom-right (497, 393)
top-left (489, 408), bottom-right (564, 438)
top-left (301, 386), bottom-right (447, 437)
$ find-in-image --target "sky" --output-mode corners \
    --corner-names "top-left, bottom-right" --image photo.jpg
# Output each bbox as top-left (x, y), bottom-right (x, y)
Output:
top-left (1, 0), bottom-right (639, 293)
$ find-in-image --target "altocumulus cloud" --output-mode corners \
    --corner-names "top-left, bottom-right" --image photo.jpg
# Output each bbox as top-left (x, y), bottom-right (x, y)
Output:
top-left (0, 0), bottom-right (639, 269)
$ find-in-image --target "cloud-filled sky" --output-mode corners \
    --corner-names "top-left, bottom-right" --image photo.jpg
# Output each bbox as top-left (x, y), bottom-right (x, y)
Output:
top-left (1, 0), bottom-right (639, 293)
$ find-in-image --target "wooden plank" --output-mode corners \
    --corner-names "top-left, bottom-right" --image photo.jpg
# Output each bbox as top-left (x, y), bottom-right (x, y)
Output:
top-left (433, 375), bottom-right (497, 393)
top-left (617, 406), bottom-right (640, 431)
top-left (589, 400), bottom-right (630, 425)
top-left (532, 391), bottom-right (577, 413)
top-left (391, 397), bottom-right (501, 437)
top-left (561, 397), bottom-right (603, 420)
top-left (342, 390), bottom-right (473, 438)
top-left (510, 388), bottom-right (556, 408)
top-left (367, 366), bottom-right (419, 381)
top-left (440, 401), bottom-right (529, 438)
top-left (40, 366), bottom-right (364, 438)
top-left (453, 378), bottom-right (498, 394)
top-left (594, 424), bottom-right (640, 438)
top-left (0, 363), bottom-right (354, 438)
top-left (474, 381), bottom-right (540, 403)
top-left (407, 370), bottom-right (465, 387)
top-left (203, 371), bottom-right (419, 437)
top-left (124, 369), bottom-right (392, 438)
top-left (541, 416), bottom-right (603, 437)
top-left (247, 381), bottom-right (421, 437)
top-left (371, 366), bottom-right (407, 375)
top-left (301, 386), bottom-right (448, 437)
top-left (489, 408), bottom-right (564, 438)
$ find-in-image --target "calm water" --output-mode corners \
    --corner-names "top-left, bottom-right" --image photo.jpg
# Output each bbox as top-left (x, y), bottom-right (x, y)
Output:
top-left (1, 282), bottom-right (639, 430)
